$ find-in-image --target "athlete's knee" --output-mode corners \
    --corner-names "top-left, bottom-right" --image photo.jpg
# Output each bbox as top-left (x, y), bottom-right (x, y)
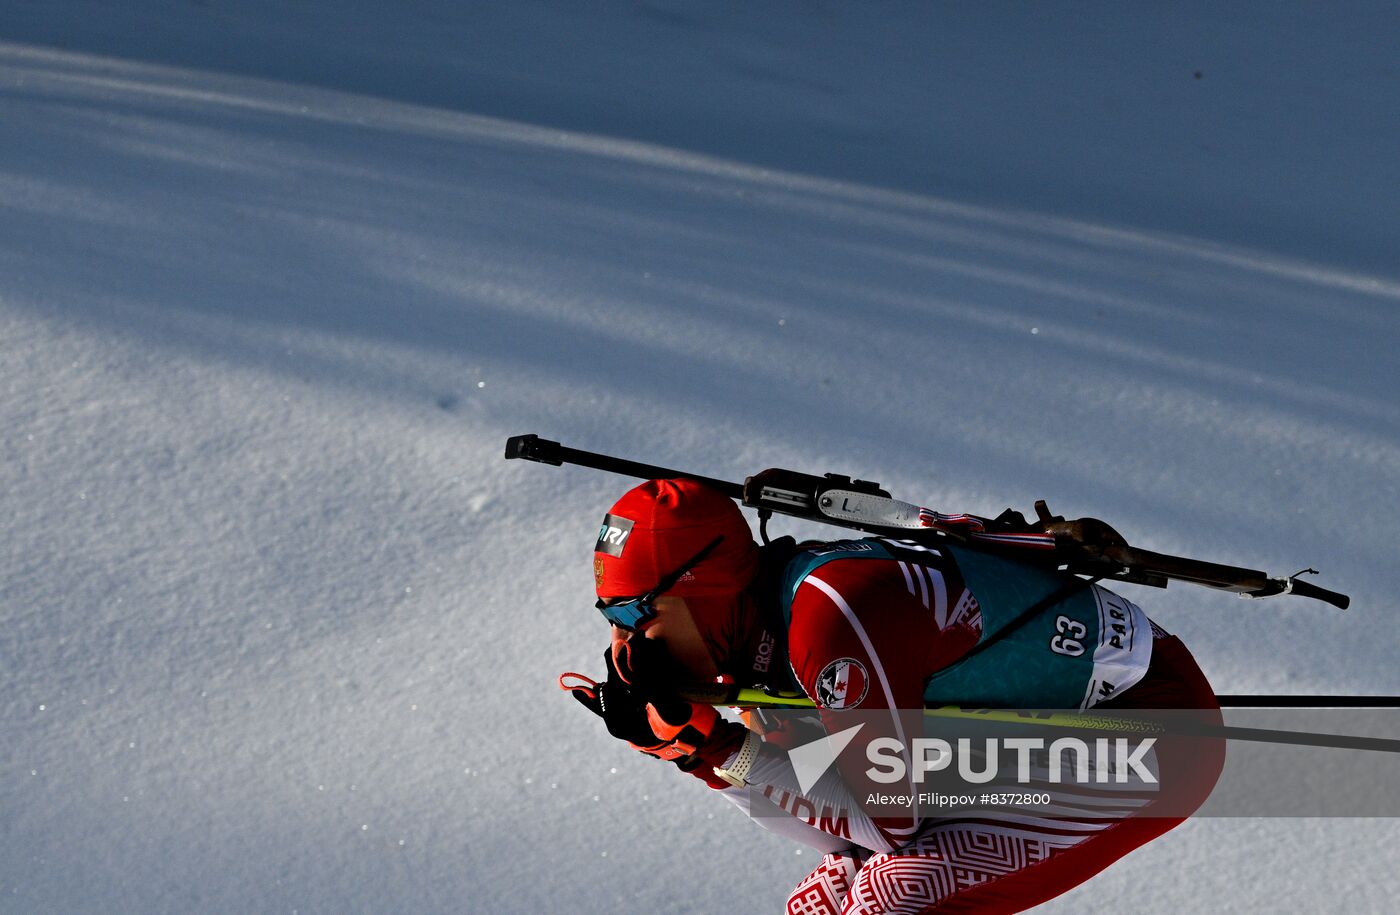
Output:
top-left (842, 852), bottom-right (950, 915)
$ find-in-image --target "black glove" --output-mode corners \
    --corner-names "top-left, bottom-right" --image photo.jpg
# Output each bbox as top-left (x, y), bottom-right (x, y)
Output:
top-left (565, 643), bottom-right (727, 763)
top-left (569, 648), bottom-right (669, 750)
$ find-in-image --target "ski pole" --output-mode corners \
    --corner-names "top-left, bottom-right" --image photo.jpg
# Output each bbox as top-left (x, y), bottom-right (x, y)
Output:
top-left (676, 686), bottom-right (1400, 754)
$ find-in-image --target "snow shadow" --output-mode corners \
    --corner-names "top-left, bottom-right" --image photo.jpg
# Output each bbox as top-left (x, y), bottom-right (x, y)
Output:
top-left (2, 42), bottom-right (1397, 531)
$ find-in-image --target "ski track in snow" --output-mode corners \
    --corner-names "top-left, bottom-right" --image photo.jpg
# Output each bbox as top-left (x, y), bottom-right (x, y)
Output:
top-left (2, 4), bottom-right (1397, 913)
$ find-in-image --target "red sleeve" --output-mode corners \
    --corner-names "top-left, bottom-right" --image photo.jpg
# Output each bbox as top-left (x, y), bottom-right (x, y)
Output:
top-left (787, 554), bottom-right (979, 850)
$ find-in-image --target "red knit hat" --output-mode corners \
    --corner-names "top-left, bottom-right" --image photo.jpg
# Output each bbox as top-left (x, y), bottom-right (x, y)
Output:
top-left (594, 479), bottom-right (759, 599)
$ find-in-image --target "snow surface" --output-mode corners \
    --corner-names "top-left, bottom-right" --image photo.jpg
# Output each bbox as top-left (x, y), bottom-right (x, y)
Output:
top-left (2, 3), bottom-right (1397, 912)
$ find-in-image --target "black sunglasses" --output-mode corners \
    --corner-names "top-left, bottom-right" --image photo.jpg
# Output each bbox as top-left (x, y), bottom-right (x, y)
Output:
top-left (595, 536), bottom-right (724, 631)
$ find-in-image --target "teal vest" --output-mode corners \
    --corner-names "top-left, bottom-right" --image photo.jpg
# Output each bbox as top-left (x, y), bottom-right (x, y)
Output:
top-left (779, 539), bottom-right (1121, 709)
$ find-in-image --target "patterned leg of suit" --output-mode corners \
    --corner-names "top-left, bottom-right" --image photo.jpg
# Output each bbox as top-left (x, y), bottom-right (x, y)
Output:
top-left (784, 634), bottom-right (1224, 915)
top-left (840, 823), bottom-right (1087, 914)
top-left (786, 850), bottom-right (867, 915)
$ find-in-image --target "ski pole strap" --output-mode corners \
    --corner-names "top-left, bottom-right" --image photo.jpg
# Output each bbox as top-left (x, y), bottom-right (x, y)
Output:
top-left (558, 672), bottom-right (600, 700)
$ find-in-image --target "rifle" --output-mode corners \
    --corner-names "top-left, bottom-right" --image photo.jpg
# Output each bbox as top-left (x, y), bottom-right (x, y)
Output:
top-left (505, 433), bottom-right (1349, 608)
top-left (519, 435), bottom-right (1394, 749)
